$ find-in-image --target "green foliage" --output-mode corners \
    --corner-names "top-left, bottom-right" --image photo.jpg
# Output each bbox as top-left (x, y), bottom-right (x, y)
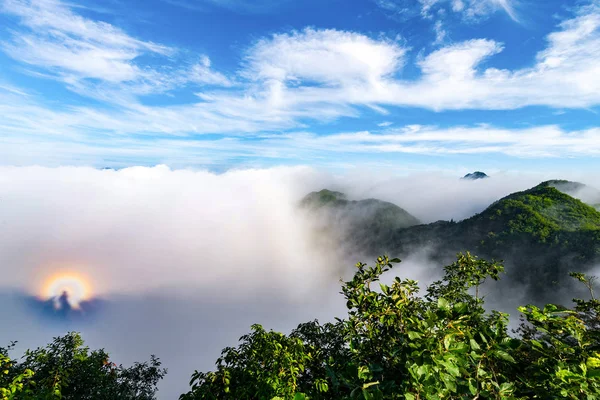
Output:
top-left (0, 333), bottom-right (166, 400)
top-left (341, 254), bottom-right (518, 400)
top-left (0, 354), bottom-right (35, 400)
top-left (182, 253), bottom-right (600, 400)
top-left (179, 324), bottom-right (323, 400)
top-left (6, 250), bottom-right (600, 399)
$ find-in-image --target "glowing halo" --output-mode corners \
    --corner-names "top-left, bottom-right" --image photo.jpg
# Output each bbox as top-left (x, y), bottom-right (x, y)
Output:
top-left (41, 272), bottom-right (92, 309)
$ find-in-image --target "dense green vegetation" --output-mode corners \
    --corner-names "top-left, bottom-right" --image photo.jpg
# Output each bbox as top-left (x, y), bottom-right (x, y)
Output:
top-left (305, 182), bottom-right (600, 303)
top-left (0, 334), bottom-right (165, 399)
top-left (179, 253), bottom-right (600, 399)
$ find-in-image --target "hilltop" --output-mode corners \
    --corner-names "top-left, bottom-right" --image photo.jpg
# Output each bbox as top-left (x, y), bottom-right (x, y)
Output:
top-left (462, 171), bottom-right (489, 180)
top-left (300, 189), bottom-right (420, 252)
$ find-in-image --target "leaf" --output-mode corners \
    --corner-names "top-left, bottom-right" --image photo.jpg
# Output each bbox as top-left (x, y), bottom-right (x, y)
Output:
top-left (468, 379), bottom-right (477, 396)
top-left (363, 381), bottom-right (380, 389)
top-left (445, 362), bottom-right (460, 377)
top-left (587, 356), bottom-right (600, 369)
top-left (469, 338), bottom-right (480, 351)
top-left (529, 339), bottom-right (543, 349)
top-left (438, 298), bottom-right (450, 310)
top-left (407, 331), bottom-right (422, 340)
top-left (453, 302), bottom-right (468, 314)
top-left (358, 365), bottom-right (371, 380)
top-left (444, 334), bottom-right (453, 350)
top-left (493, 350), bottom-right (515, 363)
top-left (588, 369), bottom-right (600, 378)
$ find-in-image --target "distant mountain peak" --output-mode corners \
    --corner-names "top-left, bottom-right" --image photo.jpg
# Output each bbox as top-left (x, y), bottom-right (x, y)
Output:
top-left (462, 171), bottom-right (489, 180)
top-left (539, 179), bottom-right (587, 192)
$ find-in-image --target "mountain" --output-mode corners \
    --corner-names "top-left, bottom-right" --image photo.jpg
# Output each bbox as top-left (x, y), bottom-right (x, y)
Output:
top-left (462, 171), bottom-right (489, 180)
top-left (300, 189), bottom-right (420, 252)
top-left (303, 182), bottom-right (600, 304)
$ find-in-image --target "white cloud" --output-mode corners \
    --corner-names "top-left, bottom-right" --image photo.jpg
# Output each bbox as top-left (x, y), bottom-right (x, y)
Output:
top-left (239, 8), bottom-right (600, 111)
top-left (1, 92), bottom-right (599, 167)
top-left (0, 164), bottom-right (347, 397)
top-left (418, 39), bottom-right (502, 80)
top-left (373, 0), bottom-right (519, 21)
top-left (188, 56), bottom-right (232, 86)
top-left (468, 0), bottom-right (518, 21)
top-left (433, 20), bottom-right (448, 45)
top-left (1, 0), bottom-right (230, 99)
top-left (2, 0), bottom-right (168, 81)
top-left (243, 28), bottom-right (406, 88)
top-left (1, 0), bottom-right (600, 155)
top-left (164, 0), bottom-right (286, 13)
top-left (275, 124), bottom-right (600, 158)
top-left (268, 125), bottom-right (600, 158)
top-left (0, 165), bottom-right (341, 297)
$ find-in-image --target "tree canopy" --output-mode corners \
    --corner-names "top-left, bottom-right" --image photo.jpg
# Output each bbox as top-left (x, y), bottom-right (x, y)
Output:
top-left (0, 333), bottom-right (166, 400)
top-left (180, 253), bottom-right (600, 400)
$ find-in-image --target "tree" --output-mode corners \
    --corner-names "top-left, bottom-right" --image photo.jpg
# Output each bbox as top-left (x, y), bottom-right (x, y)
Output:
top-left (0, 332), bottom-right (166, 400)
top-left (0, 353), bottom-right (35, 400)
top-left (512, 272), bottom-right (600, 398)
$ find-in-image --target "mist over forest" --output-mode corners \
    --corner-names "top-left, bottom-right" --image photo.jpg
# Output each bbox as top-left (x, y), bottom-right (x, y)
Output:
top-left (0, 165), bottom-right (599, 398)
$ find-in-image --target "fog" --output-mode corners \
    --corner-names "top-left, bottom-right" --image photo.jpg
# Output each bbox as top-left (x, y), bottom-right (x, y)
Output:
top-left (0, 165), bottom-right (597, 398)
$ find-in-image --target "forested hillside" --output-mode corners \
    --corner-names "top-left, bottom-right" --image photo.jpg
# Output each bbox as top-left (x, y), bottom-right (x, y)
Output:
top-left (303, 181), bottom-right (600, 303)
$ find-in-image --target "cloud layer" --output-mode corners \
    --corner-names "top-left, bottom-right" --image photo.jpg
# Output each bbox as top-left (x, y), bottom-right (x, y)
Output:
top-left (0, 165), bottom-right (342, 298)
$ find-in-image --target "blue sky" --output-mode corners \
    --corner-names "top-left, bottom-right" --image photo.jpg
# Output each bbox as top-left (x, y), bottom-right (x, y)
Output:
top-left (0, 0), bottom-right (599, 172)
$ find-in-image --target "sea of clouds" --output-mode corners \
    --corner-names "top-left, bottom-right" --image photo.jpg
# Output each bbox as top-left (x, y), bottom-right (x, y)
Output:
top-left (0, 165), bottom-right (596, 398)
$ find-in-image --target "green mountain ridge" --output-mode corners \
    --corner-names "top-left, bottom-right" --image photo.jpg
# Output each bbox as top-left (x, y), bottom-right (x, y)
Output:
top-left (300, 189), bottom-right (421, 251)
top-left (303, 181), bottom-right (600, 303)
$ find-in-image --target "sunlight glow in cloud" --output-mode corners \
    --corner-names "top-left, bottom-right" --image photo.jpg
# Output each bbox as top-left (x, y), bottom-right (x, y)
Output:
top-left (41, 272), bottom-right (92, 309)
